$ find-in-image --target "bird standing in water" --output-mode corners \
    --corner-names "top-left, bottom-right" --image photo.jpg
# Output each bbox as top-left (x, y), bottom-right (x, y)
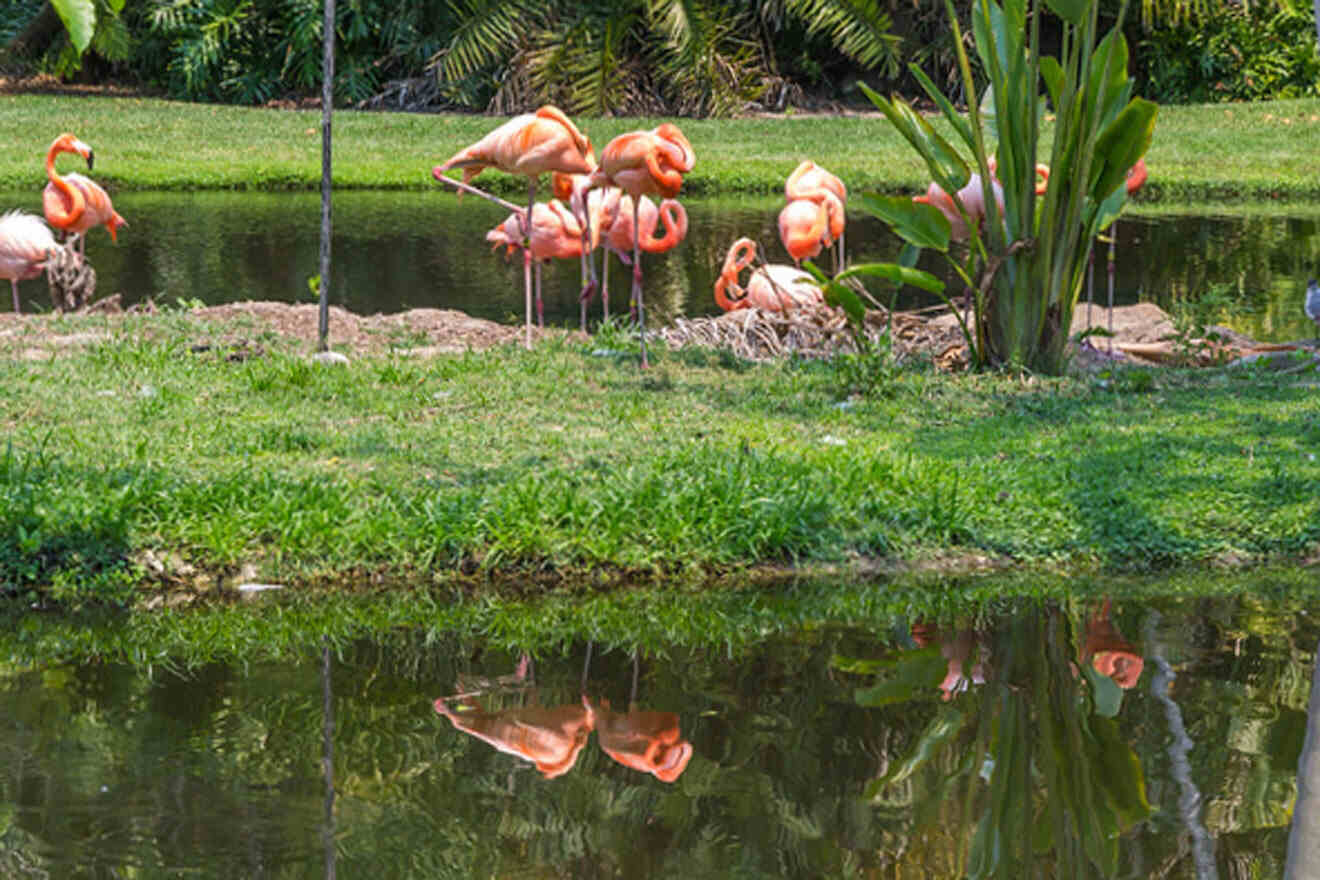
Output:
top-left (42, 133), bottom-right (126, 259)
top-left (433, 107), bottom-right (596, 349)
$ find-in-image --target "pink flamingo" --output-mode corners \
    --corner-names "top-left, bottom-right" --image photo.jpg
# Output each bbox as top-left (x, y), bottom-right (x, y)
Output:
top-left (600, 195), bottom-right (688, 321)
top-left (783, 160), bottom-right (847, 268)
top-left (914, 161), bottom-right (1049, 243)
top-left (777, 197), bottom-right (838, 266)
top-left (0, 211), bottom-right (59, 313)
top-left (552, 170), bottom-right (621, 329)
top-left (714, 237), bottom-right (822, 313)
top-left (433, 106), bottom-right (596, 349)
top-left (588, 123), bottom-right (695, 367)
top-left (486, 199), bottom-right (598, 326)
top-left (42, 133), bottom-right (126, 259)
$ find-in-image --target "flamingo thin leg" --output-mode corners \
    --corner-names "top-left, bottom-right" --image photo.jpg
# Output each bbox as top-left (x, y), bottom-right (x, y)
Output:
top-left (10, 279), bottom-right (19, 314)
top-left (523, 182), bottom-right (535, 349)
top-left (632, 199), bottom-right (648, 369)
top-left (535, 261), bottom-right (544, 329)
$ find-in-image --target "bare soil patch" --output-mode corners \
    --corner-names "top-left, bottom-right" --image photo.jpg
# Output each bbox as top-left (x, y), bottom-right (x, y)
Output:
top-left (0, 298), bottom-right (1308, 370)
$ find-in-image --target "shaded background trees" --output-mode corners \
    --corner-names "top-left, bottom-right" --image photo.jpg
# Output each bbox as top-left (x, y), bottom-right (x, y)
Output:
top-left (1, 0), bottom-right (1318, 114)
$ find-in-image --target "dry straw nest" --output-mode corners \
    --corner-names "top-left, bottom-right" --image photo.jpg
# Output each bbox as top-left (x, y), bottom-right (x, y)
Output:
top-left (659, 303), bottom-right (970, 370)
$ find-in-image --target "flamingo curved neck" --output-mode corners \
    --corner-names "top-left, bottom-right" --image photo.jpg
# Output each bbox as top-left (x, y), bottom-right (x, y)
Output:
top-left (640, 201), bottom-right (687, 253)
top-left (45, 143), bottom-right (85, 228)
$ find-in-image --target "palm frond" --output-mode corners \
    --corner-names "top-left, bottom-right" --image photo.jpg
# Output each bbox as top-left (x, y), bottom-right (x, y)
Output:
top-left (784, 0), bottom-right (900, 75)
top-left (434, 0), bottom-right (546, 82)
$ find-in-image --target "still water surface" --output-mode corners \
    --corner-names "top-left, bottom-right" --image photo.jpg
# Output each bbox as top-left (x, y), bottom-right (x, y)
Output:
top-left (4, 190), bottom-right (1320, 343)
top-left (1, 593), bottom-right (1313, 877)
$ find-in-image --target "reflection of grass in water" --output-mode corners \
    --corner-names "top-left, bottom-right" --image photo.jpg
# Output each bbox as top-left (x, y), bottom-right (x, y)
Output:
top-left (2, 567), bottom-right (1317, 670)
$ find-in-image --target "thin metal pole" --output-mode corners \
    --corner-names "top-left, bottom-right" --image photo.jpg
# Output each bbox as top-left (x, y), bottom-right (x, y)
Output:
top-left (316, 0), bottom-right (335, 352)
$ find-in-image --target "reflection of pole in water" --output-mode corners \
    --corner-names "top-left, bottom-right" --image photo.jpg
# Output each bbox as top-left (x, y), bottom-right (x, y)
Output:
top-left (321, 637), bottom-right (337, 880)
top-left (1144, 612), bottom-right (1217, 880)
top-left (1285, 638), bottom-right (1320, 879)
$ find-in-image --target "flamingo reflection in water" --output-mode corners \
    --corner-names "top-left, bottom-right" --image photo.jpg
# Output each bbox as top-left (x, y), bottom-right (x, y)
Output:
top-left (433, 648), bottom-right (693, 783)
top-left (433, 654), bottom-right (596, 779)
top-left (912, 598), bottom-right (1145, 702)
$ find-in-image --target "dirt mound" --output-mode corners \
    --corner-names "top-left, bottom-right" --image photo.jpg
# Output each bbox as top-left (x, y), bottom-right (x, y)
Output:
top-left (0, 299), bottom-right (1309, 370)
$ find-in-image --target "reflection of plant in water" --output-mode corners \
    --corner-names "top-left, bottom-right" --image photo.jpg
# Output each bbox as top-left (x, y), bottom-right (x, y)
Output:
top-left (854, 601), bottom-right (1151, 877)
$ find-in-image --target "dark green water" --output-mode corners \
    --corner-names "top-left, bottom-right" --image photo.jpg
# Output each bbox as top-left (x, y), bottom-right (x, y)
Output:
top-left (3, 190), bottom-right (1319, 342)
top-left (1, 592), bottom-right (1313, 877)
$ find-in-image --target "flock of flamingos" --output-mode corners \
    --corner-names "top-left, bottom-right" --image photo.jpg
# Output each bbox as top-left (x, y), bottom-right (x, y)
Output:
top-left (1, 111), bottom-right (1098, 365)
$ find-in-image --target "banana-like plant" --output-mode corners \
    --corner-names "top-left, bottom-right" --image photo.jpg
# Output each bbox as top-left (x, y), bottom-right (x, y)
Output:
top-left (829, 0), bottom-right (1157, 374)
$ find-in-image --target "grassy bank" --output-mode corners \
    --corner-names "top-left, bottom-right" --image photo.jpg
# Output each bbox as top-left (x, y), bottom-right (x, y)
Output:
top-left (1, 312), bottom-right (1318, 605)
top-left (1, 93), bottom-right (1319, 199)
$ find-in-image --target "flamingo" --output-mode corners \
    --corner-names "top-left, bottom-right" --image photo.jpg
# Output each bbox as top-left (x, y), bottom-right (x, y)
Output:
top-left (0, 211), bottom-right (60, 313)
top-left (433, 106), bottom-right (596, 349)
top-left (42, 133), bottom-right (126, 259)
top-left (587, 123), bottom-right (695, 367)
top-left (714, 237), bottom-right (822, 313)
top-left (486, 199), bottom-right (596, 326)
top-left (783, 160), bottom-right (847, 268)
top-left (914, 161), bottom-right (1049, 243)
top-left (777, 197), bottom-right (838, 266)
top-left (600, 195), bottom-right (688, 321)
top-left (552, 170), bottom-right (620, 329)
top-left (1099, 158), bottom-right (1151, 354)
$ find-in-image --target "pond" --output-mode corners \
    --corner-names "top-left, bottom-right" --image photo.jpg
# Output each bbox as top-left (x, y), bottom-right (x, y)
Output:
top-left (1, 587), bottom-right (1314, 877)
top-left (4, 190), bottom-right (1320, 343)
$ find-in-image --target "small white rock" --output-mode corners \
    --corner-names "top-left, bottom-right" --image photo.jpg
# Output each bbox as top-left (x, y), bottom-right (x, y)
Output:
top-left (237, 583), bottom-right (285, 593)
top-left (312, 351), bottom-right (350, 366)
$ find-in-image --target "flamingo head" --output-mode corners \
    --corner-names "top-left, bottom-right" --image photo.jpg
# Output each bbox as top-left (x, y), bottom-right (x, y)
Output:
top-left (1125, 158), bottom-right (1148, 195)
top-left (50, 133), bottom-right (94, 170)
top-left (653, 123), bottom-right (695, 173)
top-left (107, 211), bottom-right (127, 243)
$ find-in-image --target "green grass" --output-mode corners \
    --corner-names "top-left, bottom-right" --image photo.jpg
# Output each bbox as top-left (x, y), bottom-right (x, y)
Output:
top-left (2, 93), bottom-right (1319, 198)
top-left (2, 314), bottom-right (1318, 604)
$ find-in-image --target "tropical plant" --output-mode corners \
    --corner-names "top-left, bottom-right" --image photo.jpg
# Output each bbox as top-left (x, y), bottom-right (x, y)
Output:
top-left (428, 0), bottom-right (902, 116)
top-left (824, 0), bottom-right (1157, 373)
top-left (1137, 0), bottom-right (1320, 103)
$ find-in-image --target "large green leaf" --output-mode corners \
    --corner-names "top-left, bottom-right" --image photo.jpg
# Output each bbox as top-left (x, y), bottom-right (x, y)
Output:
top-left (1044, 0), bottom-right (1088, 25)
top-left (909, 64), bottom-right (976, 153)
top-left (51, 0), bottom-right (96, 54)
top-left (860, 83), bottom-right (969, 192)
top-left (821, 280), bottom-right (867, 328)
top-left (1039, 56), bottom-right (1064, 111)
top-left (1091, 98), bottom-right (1158, 201)
top-left (839, 262), bottom-right (946, 295)
top-left (858, 193), bottom-right (952, 252)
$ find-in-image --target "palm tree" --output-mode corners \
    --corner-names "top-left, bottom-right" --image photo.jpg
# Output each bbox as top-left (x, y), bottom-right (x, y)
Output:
top-left (428, 0), bottom-right (903, 117)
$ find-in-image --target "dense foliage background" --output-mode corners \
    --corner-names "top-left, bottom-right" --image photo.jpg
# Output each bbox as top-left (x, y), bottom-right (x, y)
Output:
top-left (1, 0), bottom-right (1318, 114)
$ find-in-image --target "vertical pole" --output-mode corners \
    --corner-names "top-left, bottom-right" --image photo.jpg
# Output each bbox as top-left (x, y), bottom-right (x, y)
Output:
top-left (317, 0), bottom-right (335, 352)
top-left (321, 638), bottom-right (337, 879)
